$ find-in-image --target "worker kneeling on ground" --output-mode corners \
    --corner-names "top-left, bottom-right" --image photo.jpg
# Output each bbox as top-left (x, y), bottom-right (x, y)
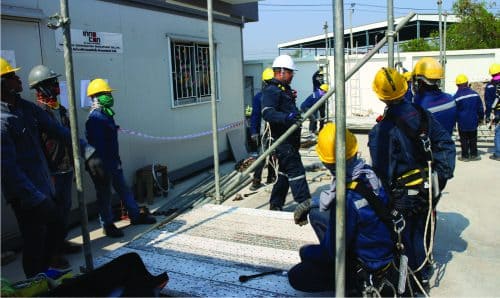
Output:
top-left (288, 123), bottom-right (399, 296)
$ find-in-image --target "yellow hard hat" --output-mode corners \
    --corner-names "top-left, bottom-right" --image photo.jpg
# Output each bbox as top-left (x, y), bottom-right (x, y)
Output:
top-left (455, 74), bottom-right (468, 85)
top-left (87, 78), bottom-right (114, 97)
top-left (316, 122), bottom-right (358, 164)
top-left (372, 67), bottom-right (408, 101)
top-left (262, 67), bottom-right (274, 81)
top-left (489, 63), bottom-right (500, 76)
top-left (413, 57), bottom-right (444, 82)
top-left (1, 57), bottom-right (20, 77)
top-left (320, 84), bottom-right (329, 92)
top-left (403, 71), bottom-right (413, 82)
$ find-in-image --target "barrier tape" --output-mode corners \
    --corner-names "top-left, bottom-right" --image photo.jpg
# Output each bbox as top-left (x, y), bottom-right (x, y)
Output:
top-left (118, 120), bottom-right (243, 141)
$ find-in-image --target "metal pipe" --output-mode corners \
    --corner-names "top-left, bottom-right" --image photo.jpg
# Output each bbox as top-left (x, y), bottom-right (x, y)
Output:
top-left (207, 0), bottom-right (221, 203)
top-left (349, 4), bottom-right (355, 55)
top-left (59, 0), bottom-right (93, 270)
top-left (438, 0), bottom-right (443, 66)
top-left (334, 0), bottom-right (346, 294)
top-left (324, 21), bottom-right (329, 83)
top-left (387, 0), bottom-right (394, 67)
top-left (443, 11), bottom-right (448, 92)
top-left (220, 12), bottom-right (416, 200)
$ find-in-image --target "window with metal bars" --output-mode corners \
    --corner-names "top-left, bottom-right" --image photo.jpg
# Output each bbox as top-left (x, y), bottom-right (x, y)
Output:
top-left (170, 40), bottom-right (216, 107)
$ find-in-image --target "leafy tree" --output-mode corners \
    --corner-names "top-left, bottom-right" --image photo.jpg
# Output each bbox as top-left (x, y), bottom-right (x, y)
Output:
top-left (400, 38), bottom-right (438, 52)
top-left (446, 0), bottom-right (500, 49)
top-left (400, 0), bottom-right (499, 51)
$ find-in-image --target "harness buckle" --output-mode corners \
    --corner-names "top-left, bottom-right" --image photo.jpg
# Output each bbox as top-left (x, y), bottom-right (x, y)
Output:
top-left (391, 210), bottom-right (406, 234)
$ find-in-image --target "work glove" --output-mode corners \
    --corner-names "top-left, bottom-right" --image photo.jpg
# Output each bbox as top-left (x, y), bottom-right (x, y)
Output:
top-left (294, 198), bottom-right (312, 226)
top-left (286, 112), bottom-right (303, 124)
top-left (85, 152), bottom-right (106, 181)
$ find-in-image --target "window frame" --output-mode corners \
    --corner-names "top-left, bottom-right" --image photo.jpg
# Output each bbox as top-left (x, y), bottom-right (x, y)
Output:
top-left (166, 34), bottom-right (220, 109)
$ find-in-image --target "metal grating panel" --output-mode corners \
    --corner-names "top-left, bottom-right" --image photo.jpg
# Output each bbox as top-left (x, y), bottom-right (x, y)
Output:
top-left (95, 204), bottom-right (327, 296)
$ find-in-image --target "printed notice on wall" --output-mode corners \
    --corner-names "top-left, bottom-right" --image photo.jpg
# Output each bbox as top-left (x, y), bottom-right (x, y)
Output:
top-left (55, 29), bottom-right (123, 53)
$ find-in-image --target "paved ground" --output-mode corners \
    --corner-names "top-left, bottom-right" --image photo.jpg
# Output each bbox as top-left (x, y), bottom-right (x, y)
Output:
top-left (2, 123), bottom-right (499, 296)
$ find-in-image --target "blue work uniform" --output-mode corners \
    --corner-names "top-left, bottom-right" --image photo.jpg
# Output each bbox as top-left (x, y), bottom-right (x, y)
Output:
top-left (38, 104), bottom-right (75, 238)
top-left (414, 89), bottom-right (457, 135)
top-left (368, 101), bottom-right (456, 275)
top-left (484, 79), bottom-right (500, 121)
top-left (249, 91), bottom-right (276, 183)
top-left (488, 81), bottom-right (500, 157)
top-left (262, 79), bottom-right (311, 208)
top-left (403, 81), bottom-right (413, 102)
top-left (300, 89), bottom-right (326, 133)
top-left (86, 108), bottom-right (141, 226)
top-left (287, 159), bottom-right (394, 293)
top-left (1, 97), bottom-right (91, 277)
top-left (453, 86), bottom-right (484, 158)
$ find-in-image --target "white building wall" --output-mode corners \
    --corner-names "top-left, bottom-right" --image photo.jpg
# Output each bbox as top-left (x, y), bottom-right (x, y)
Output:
top-left (2, 0), bottom-right (246, 181)
top-left (245, 48), bottom-right (500, 117)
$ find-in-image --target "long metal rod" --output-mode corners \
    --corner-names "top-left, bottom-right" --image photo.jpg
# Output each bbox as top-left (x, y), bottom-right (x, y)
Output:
top-left (438, 0), bottom-right (443, 66)
top-left (220, 12), bottom-right (416, 200)
top-left (207, 0), bottom-right (221, 203)
top-left (59, 0), bottom-right (93, 270)
top-left (387, 0), bottom-right (394, 67)
top-left (334, 0), bottom-right (346, 295)
top-left (443, 11), bottom-right (448, 92)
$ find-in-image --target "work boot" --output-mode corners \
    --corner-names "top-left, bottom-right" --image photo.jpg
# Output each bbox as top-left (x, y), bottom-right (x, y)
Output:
top-left (103, 224), bottom-right (124, 238)
top-left (469, 155), bottom-right (481, 161)
top-left (49, 255), bottom-right (71, 270)
top-left (489, 154), bottom-right (500, 161)
top-left (249, 179), bottom-right (263, 191)
top-left (131, 213), bottom-right (157, 225)
top-left (457, 156), bottom-right (469, 162)
top-left (62, 240), bottom-right (82, 254)
top-left (269, 204), bottom-right (282, 211)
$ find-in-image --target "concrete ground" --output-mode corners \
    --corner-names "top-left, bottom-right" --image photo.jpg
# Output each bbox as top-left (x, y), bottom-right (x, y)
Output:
top-left (2, 123), bottom-right (499, 296)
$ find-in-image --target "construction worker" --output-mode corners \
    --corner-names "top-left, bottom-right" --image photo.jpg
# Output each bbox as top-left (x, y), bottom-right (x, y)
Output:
top-left (249, 67), bottom-right (276, 190)
top-left (27, 65), bottom-right (82, 254)
top-left (300, 83), bottom-right (329, 134)
top-left (369, 67), bottom-right (456, 288)
top-left (413, 57), bottom-right (457, 135)
top-left (312, 68), bottom-right (324, 91)
top-left (261, 54), bottom-right (311, 210)
top-left (288, 123), bottom-right (399, 295)
top-left (1, 57), bottom-right (103, 277)
top-left (85, 78), bottom-right (156, 238)
top-left (403, 71), bottom-right (413, 102)
top-left (485, 63), bottom-right (500, 160)
top-left (453, 74), bottom-right (484, 161)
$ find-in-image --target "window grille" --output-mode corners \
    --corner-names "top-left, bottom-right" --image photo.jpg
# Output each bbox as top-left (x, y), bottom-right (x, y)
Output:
top-left (170, 40), bottom-right (217, 107)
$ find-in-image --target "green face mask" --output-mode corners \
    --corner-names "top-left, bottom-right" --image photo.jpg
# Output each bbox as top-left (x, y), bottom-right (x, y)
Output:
top-left (97, 93), bottom-right (115, 117)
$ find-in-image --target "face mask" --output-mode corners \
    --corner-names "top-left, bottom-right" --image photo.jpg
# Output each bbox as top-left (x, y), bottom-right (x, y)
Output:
top-left (97, 93), bottom-right (115, 116)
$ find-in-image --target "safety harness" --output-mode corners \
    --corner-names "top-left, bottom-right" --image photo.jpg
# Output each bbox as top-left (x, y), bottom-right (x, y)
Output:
top-left (346, 180), bottom-right (408, 296)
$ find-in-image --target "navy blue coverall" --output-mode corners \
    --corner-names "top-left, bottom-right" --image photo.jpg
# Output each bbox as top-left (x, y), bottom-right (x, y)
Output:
top-left (368, 101), bottom-right (456, 277)
top-left (86, 108), bottom-right (143, 226)
top-left (414, 89), bottom-right (457, 135)
top-left (262, 79), bottom-right (311, 208)
top-left (453, 86), bottom-right (484, 159)
top-left (288, 158), bottom-right (395, 294)
top-left (1, 97), bottom-right (92, 277)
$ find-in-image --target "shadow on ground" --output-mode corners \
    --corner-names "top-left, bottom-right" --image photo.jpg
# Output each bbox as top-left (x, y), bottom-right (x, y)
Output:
top-left (432, 211), bottom-right (469, 288)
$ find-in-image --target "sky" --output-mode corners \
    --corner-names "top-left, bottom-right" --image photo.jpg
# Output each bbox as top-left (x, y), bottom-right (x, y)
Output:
top-left (242, 0), bottom-right (459, 60)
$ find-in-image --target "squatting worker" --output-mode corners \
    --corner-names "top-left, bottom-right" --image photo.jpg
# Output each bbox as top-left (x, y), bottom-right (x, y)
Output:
top-left (261, 54), bottom-right (311, 211)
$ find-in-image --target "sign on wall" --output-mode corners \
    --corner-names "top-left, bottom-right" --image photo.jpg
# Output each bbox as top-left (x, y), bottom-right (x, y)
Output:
top-left (55, 29), bottom-right (123, 53)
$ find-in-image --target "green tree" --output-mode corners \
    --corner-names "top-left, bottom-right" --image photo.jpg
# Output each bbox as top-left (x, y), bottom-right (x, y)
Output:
top-left (446, 0), bottom-right (500, 50)
top-left (400, 0), bottom-right (499, 51)
top-left (400, 38), bottom-right (438, 52)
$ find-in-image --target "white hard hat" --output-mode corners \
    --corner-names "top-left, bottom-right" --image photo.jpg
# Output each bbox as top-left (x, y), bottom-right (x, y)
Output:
top-left (272, 55), bottom-right (297, 71)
